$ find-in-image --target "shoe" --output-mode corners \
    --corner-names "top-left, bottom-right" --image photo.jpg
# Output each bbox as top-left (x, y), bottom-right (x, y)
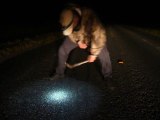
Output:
top-left (103, 74), bottom-right (112, 80)
top-left (49, 74), bottom-right (65, 80)
top-left (104, 75), bottom-right (112, 81)
top-left (104, 76), bottom-right (115, 90)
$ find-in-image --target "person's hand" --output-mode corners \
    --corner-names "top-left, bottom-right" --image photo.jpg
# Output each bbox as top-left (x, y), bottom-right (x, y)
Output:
top-left (87, 55), bottom-right (97, 62)
top-left (77, 41), bottom-right (87, 49)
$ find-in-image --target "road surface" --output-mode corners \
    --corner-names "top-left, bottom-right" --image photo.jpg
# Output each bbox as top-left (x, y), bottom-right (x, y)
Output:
top-left (0, 25), bottom-right (160, 120)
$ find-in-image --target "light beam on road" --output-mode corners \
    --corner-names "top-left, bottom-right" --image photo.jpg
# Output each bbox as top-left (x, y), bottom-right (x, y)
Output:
top-left (6, 78), bottom-right (102, 119)
top-left (45, 89), bottom-right (72, 104)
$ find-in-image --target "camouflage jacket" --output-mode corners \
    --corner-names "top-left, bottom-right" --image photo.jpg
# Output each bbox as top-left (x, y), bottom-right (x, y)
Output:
top-left (68, 7), bottom-right (107, 56)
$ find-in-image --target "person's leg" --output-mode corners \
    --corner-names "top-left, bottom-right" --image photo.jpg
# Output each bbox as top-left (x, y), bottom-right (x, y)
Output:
top-left (98, 45), bottom-right (115, 90)
top-left (51, 37), bottom-right (77, 80)
top-left (98, 45), bottom-right (112, 79)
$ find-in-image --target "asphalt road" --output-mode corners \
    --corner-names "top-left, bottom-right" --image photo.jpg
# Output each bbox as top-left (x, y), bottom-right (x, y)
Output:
top-left (0, 25), bottom-right (160, 120)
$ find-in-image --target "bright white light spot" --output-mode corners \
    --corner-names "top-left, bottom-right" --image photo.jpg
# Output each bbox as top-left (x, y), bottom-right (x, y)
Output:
top-left (45, 90), bottom-right (72, 104)
top-left (49, 91), bottom-right (68, 101)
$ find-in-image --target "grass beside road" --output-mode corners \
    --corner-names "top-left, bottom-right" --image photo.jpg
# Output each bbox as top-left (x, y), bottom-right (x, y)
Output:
top-left (0, 32), bottom-right (59, 63)
top-left (125, 25), bottom-right (160, 47)
top-left (137, 27), bottom-right (160, 38)
top-left (130, 25), bottom-right (160, 38)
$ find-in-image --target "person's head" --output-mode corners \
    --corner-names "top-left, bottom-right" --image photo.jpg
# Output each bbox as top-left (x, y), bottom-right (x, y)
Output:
top-left (59, 5), bottom-right (81, 36)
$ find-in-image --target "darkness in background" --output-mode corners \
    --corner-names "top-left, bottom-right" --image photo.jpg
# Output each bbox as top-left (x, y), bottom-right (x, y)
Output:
top-left (0, 0), bottom-right (159, 43)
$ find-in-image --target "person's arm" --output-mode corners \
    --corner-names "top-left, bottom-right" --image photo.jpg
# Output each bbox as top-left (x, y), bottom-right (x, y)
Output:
top-left (88, 25), bottom-right (107, 62)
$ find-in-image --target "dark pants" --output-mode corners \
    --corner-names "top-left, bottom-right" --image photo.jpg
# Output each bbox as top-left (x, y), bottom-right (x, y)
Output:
top-left (56, 37), bottom-right (112, 77)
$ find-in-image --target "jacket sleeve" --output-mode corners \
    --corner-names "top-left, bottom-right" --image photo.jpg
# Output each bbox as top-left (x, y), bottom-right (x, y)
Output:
top-left (90, 24), bottom-right (107, 56)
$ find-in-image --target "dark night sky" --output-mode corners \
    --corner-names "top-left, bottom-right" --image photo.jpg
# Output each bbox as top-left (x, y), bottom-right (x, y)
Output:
top-left (0, 0), bottom-right (160, 42)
